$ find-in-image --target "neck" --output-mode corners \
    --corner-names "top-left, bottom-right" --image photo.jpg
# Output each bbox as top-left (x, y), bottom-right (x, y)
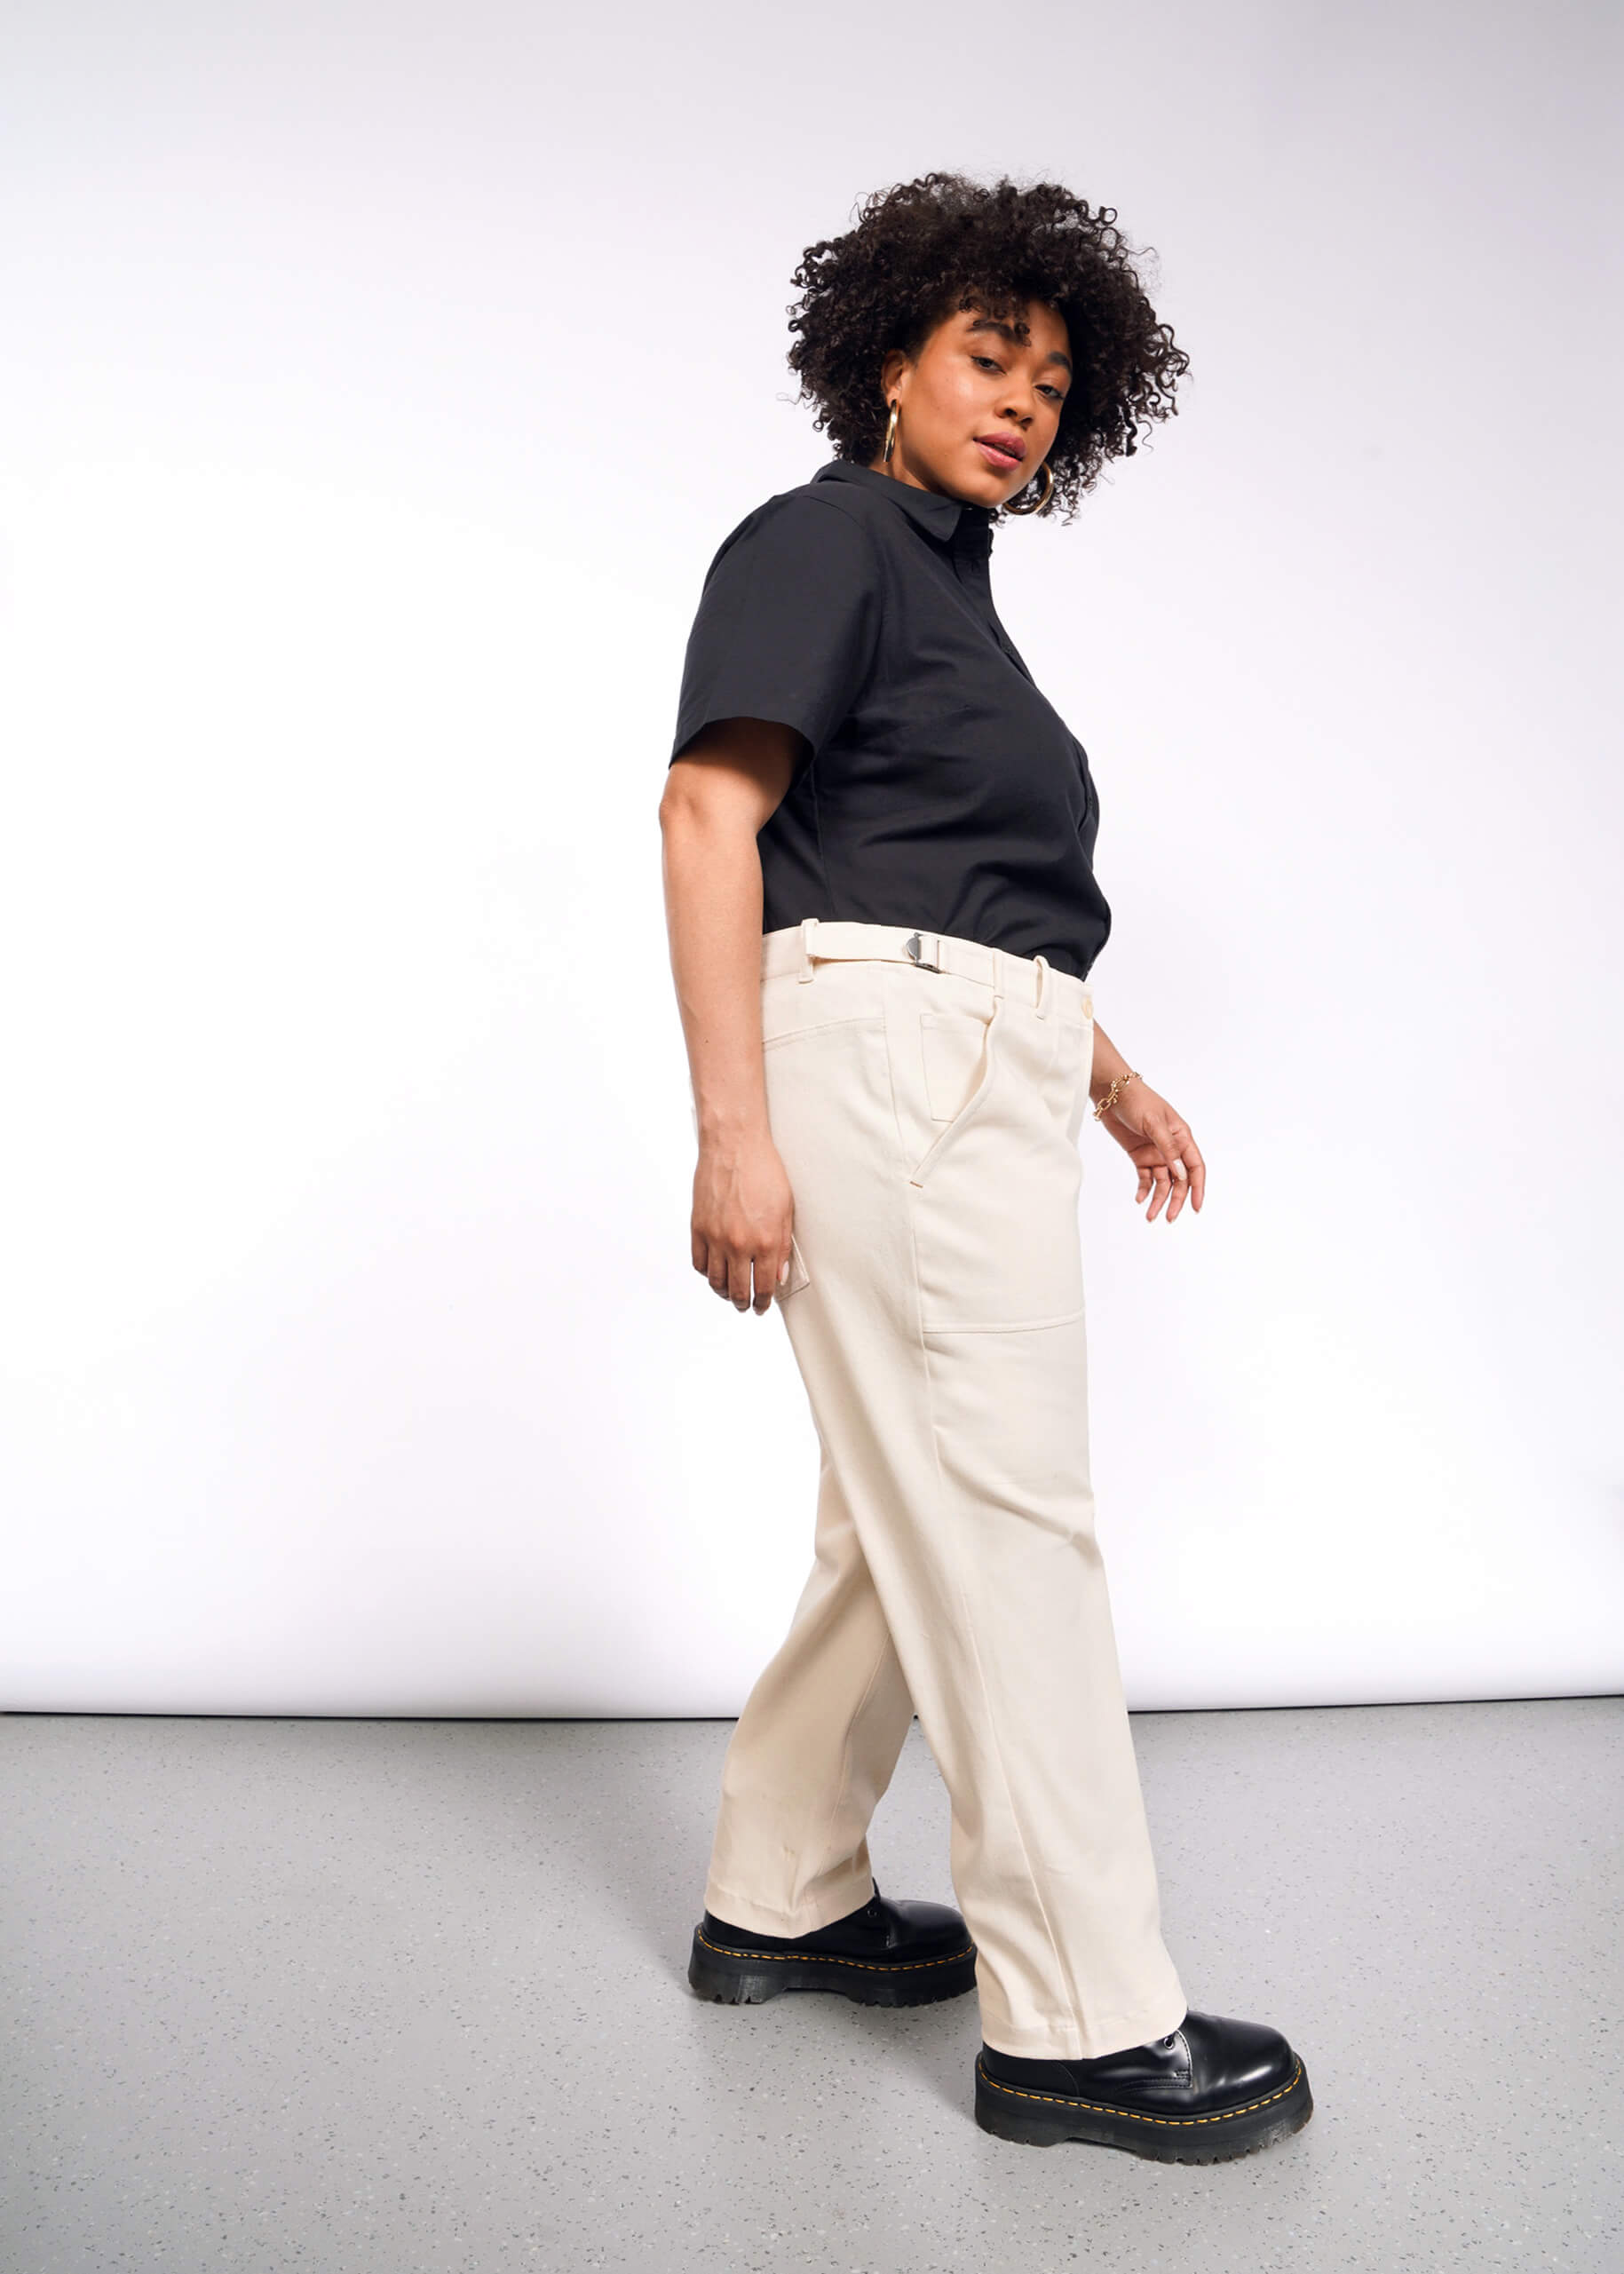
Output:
top-left (864, 451), bottom-right (988, 511)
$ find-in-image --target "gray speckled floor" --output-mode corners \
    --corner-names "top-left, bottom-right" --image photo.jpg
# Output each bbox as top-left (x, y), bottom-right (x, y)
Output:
top-left (1, 1701), bottom-right (1619, 2273)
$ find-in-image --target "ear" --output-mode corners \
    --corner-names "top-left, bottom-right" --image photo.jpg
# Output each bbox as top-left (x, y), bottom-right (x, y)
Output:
top-left (878, 347), bottom-right (910, 402)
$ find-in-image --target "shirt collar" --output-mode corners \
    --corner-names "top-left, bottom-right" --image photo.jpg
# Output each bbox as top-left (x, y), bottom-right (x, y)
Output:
top-left (811, 457), bottom-right (995, 544)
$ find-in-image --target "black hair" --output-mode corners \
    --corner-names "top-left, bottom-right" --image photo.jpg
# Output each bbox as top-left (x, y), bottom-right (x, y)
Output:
top-left (786, 171), bottom-right (1191, 522)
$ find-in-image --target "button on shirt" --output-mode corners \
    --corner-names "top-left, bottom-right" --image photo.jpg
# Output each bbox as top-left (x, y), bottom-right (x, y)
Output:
top-left (669, 456), bottom-right (1112, 981)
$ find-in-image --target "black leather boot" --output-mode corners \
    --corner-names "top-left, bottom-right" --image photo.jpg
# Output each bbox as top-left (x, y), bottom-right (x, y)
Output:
top-left (688, 1881), bottom-right (977, 2007)
top-left (975, 2009), bottom-right (1313, 2163)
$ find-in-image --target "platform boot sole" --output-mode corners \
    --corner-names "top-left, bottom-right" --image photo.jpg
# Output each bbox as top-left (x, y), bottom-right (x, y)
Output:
top-left (688, 1927), bottom-right (978, 2008)
top-left (974, 2052), bottom-right (1313, 2163)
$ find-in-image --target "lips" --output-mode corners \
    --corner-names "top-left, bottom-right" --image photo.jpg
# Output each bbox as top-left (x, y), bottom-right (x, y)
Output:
top-left (975, 432), bottom-right (1026, 465)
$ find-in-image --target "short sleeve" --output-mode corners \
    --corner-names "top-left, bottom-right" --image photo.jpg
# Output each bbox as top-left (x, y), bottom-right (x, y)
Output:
top-left (669, 491), bottom-right (881, 774)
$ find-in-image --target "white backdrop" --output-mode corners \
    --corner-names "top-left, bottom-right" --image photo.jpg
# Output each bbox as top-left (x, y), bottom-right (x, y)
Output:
top-left (2, 0), bottom-right (1619, 1715)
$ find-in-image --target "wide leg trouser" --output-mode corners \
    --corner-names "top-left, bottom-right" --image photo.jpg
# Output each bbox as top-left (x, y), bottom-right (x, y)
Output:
top-left (700, 918), bottom-right (1189, 2060)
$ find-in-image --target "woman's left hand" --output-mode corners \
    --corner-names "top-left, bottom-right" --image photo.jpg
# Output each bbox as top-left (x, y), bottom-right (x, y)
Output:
top-left (1098, 1078), bottom-right (1205, 1223)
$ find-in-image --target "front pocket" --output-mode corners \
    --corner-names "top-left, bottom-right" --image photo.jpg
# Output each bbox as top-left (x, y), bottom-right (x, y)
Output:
top-left (920, 1007), bottom-right (994, 1122)
top-left (1052, 1015), bottom-right (1097, 1143)
top-left (903, 993), bottom-right (1086, 1332)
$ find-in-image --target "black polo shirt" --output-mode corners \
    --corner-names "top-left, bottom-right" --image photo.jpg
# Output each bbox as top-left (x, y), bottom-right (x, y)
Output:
top-left (669, 456), bottom-right (1112, 981)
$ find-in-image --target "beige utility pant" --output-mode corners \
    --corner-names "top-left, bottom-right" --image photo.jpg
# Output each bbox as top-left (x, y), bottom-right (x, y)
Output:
top-left (700, 916), bottom-right (1189, 2059)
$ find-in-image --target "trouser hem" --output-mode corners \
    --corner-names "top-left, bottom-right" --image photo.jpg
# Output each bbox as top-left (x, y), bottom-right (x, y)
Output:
top-left (701, 1871), bottom-right (877, 1938)
top-left (978, 1985), bottom-right (1191, 2063)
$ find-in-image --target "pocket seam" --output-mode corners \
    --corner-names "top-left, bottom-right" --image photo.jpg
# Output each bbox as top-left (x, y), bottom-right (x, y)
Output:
top-left (923, 1302), bottom-right (1086, 1335)
top-left (919, 1006), bottom-right (993, 1123)
top-left (764, 1012), bottom-right (885, 1052)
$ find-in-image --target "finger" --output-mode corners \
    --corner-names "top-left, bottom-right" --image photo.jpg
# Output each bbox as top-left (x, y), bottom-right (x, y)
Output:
top-left (728, 1250), bottom-right (754, 1311)
top-left (1164, 1131), bottom-right (1202, 1218)
top-left (751, 1248), bottom-right (781, 1314)
top-left (1145, 1162), bottom-right (1170, 1222)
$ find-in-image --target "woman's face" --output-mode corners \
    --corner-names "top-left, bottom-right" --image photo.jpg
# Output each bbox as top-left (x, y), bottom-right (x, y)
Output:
top-left (871, 297), bottom-right (1072, 509)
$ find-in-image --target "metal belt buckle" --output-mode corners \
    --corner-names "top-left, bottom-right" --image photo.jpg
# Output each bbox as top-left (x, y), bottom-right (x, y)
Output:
top-left (904, 929), bottom-right (940, 972)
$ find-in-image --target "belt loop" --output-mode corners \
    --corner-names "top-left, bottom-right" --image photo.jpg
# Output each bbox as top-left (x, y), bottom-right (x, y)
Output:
top-left (1033, 952), bottom-right (1050, 1018)
top-left (799, 914), bottom-right (818, 983)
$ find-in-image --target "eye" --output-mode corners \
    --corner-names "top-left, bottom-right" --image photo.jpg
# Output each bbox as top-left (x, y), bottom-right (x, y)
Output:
top-left (970, 354), bottom-right (1003, 372)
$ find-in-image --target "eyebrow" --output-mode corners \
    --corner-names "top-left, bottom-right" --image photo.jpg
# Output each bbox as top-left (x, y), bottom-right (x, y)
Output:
top-left (966, 314), bottom-right (1073, 376)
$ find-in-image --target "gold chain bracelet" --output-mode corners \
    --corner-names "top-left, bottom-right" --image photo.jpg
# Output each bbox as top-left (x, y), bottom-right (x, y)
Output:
top-left (1093, 1069), bottom-right (1141, 1121)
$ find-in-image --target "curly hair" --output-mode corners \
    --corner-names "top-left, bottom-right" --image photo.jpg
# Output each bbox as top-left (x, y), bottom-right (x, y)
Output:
top-left (786, 172), bottom-right (1190, 525)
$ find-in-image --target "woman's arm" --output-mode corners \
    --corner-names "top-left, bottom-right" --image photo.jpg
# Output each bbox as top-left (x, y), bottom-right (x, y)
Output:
top-left (660, 717), bottom-right (808, 1312)
top-left (1089, 1019), bottom-right (1207, 1224)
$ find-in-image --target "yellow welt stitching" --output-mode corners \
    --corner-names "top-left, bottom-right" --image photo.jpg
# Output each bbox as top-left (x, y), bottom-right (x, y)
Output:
top-left (697, 1929), bottom-right (975, 1975)
top-left (976, 2056), bottom-right (1303, 2128)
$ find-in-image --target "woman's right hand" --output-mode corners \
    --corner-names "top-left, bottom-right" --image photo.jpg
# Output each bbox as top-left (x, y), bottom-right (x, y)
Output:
top-left (691, 1130), bottom-right (797, 1314)
top-left (660, 713), bottom-right (808, 1316)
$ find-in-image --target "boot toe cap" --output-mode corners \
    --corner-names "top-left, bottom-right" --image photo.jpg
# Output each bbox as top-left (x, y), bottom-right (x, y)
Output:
top-left (884, 1895), bottom-right (974, 1953)
top-left (1181, 2008), bottom-right (1299, 2098)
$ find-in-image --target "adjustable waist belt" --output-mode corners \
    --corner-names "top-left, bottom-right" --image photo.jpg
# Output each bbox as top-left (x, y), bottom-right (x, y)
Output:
top-left (760, 916), bottom-right (1092, 1022)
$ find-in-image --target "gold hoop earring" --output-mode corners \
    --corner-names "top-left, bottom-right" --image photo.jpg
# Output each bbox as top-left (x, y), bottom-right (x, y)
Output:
top-left (883, 400), bottom-right (900, 463)
top-left (1004, 461), bottom-right (1054, 517)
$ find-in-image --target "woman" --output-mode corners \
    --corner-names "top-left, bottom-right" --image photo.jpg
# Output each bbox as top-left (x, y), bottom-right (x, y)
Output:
top-left (659, 172), bottom-right (1312, 2164)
